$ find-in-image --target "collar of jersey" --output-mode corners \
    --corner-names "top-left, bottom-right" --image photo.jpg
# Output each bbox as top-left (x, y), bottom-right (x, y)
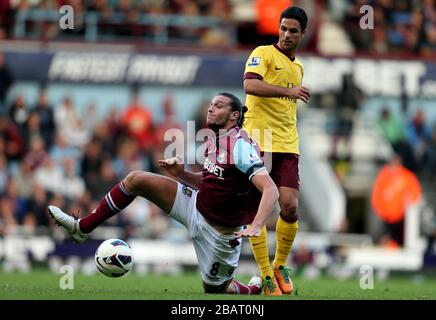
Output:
top-left (216, 126), bottom-right (238, 139)
top-left (273, 44), bottom-right (296, 62)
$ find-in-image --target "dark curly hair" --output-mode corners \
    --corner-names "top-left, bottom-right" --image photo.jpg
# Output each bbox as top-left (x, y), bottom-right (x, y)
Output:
top-left (217, 92), bottom-right (247, 127)
top-left (280, 6), bottom-right (308, 32)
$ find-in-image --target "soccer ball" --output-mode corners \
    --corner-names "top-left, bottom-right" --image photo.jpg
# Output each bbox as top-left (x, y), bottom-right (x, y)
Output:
top-left (95, 239), bottom-right (134, 277)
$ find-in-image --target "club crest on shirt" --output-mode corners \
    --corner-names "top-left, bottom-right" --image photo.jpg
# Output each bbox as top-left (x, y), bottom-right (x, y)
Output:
top-left (182, 185), bottom-right (193, 197)
top-left (248, 57), bottom-right (261, 66)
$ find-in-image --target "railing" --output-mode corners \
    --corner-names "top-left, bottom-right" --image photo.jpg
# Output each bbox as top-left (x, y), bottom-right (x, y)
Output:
top-left (14, 9), bottom-right (237, 45)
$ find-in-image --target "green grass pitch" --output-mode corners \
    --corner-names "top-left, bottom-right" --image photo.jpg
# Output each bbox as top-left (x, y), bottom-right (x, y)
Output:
top-left (1, 270), bottom-right (436, 300)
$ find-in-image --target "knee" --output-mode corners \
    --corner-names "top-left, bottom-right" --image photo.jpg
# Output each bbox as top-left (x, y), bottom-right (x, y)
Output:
top-left (280, 200), bottom-right (299, 223)
top-left (124, 170), bottom-right (147, 194)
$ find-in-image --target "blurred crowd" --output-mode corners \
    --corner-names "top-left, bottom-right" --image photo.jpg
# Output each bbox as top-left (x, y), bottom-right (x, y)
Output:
top-left (315, 70), bottom-right (436, 181)
top-left (1, 0), bottom-right (436, 56)
top-left (0, 82), bottom-right (205, 239)
top-left (0, 0), bottom-right (235, 46)
top-left (377, 107), bottom-right (436, 179)
top-left (340, 0), bottom-right (436, 56)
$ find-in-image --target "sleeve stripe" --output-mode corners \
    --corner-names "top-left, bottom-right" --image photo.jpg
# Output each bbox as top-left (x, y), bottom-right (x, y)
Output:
top-left (246, 163), bottom-right (265, 179)
top-left (248, 166), bottom-right (267, 181)
top-left (244, 72), bottom-right (263, 80)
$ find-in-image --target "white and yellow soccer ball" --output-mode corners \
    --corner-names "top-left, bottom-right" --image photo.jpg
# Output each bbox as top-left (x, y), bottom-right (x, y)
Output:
top-left (95, 239), bottom-right (134, 277)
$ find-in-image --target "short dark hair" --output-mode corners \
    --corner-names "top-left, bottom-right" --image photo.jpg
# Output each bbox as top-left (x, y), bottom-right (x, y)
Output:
top-left (216, 92), bottom-right (247, 127)
top-left (280, 6), bottom-right (308, 31)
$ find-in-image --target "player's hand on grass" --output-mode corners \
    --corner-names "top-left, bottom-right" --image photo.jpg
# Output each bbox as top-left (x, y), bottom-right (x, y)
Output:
top-left (158, 155), bottom-right (184, 177)
top-left (287, 86), bottom-right (310, 103)
top-left (233, 225), bottom-right (262, 238)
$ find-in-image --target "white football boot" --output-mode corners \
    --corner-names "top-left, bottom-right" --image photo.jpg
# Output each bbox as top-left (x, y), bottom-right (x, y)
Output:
top-left (248, 276), bottom-right (263, 293)
top-left (48, 205), bottom-right (90, 243)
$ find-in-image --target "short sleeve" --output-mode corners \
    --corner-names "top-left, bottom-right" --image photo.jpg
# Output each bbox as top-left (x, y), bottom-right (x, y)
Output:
top-left (244, 46), bottom-right (269, 79)
top-left (233, 138), bottom-right (265, 180)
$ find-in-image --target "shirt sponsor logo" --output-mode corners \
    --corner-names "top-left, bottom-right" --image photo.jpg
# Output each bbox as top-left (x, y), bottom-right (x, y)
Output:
top-left (204, 158), bottom-right (224, 179)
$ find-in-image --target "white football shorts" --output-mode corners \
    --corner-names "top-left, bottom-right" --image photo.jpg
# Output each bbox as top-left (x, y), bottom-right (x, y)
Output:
top-left (170, 182), bottom-right (243, 286)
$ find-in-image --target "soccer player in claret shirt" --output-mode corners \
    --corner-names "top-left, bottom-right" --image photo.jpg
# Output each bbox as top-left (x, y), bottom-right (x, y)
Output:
top-left (243, 6), bottom-right (311, 296)
top-left (48, 93), bottom-right (279, 295)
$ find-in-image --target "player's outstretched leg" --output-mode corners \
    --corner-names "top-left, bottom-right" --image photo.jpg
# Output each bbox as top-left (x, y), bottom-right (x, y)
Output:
top-left (48, 205), bottom-right (90, 243)
top-left (49, 171), bottom-right (178, 243)
top-left (48, 180), bottom-right (135, 243)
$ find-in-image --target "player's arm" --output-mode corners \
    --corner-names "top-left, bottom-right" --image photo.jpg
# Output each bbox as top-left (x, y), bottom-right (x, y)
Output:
top-left (234, 169), bottom-right (279, 238)
top-left (158, 156), bottom-right (202, 189)
top-left (231, 139), bottom-right (279, 238)
top-left (244, 78), bottom-right (310, 103)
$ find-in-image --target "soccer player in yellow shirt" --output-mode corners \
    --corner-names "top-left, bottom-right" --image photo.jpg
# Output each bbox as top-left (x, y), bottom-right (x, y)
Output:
top-left (243, 6), bottom-right (311, 296)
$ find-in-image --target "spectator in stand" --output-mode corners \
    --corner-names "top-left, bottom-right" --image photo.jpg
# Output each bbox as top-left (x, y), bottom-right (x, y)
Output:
top-left (82, 102), bottom-right (100, 133)
top-left (343, 0), bottom-right (374, 51)
top-left (49, 133), bottom-right (81, 174)
top-left (200, 0), bottom-right (233, 47)
top-left (63, 117), bottom-right (92, 149)
top-left (12, 160), bottom-right (35, 199)
top-left (330, 73), bottom-right (364, 160)
top-left (112, 138), bottom-right (146, 178)
top-left (34, 157), bottom-right (63, 195)
top-left (22, 111), bottom-right (43, 151)
top-left (0, 154), bottom-right (7, 193)
top-left (377, 107), bottom-right (416, 171)
top-left (105, 108), bottom-right (124, 153)
top-left (81, 139), bottom-right (104, 190)
top-left (3, 177), bottom-right (28, 224)
top-left (25, 184), bottom-right (50, 227)
top-left (0, 117), bottom-right (23, 161)
top-left (407, 8), bottom-right (426, 54)
top-left (255, 0), bottom-right (292, 45)
top-left (0, 52), bottom-right (14, 115)
top-left (22, 136), bottom-right (48, 172)
top-left (32, 89), bottom-right (55, 147)
top-left (61, 158), bottom-right (85, 200)
top-left (0, 196), bottom-right (18, 236)
top-left (152, 94), bottom-right (183, 173)
top-left (92, 119), bottom-right (119, 157)
top-left (406, 109), bottom-right (432, 173)
top-left (168, 0), bottom-right (202, 40)
top-left (422, 0), bottom-right (436, 55)
top-left (54, 96), bottom-right (79, 140)
top-left (91, 158), bottom-right (120, 200)
top-left (8, 94), bottom-right (28, 134)
top-left (425, 122), bottom-right (436, 179)
top-left (121, 91), bottom-right (155, 151)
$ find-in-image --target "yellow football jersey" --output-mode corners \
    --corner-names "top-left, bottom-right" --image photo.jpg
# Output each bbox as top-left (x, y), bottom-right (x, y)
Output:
top-left (243, 44), bottom-right (304, 154)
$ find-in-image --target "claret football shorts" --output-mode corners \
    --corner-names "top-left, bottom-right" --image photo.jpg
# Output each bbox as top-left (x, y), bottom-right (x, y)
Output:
top-left (262, 152), bottom-right (300, 190)
top-left (170, 182), bottom-right (243, 286)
